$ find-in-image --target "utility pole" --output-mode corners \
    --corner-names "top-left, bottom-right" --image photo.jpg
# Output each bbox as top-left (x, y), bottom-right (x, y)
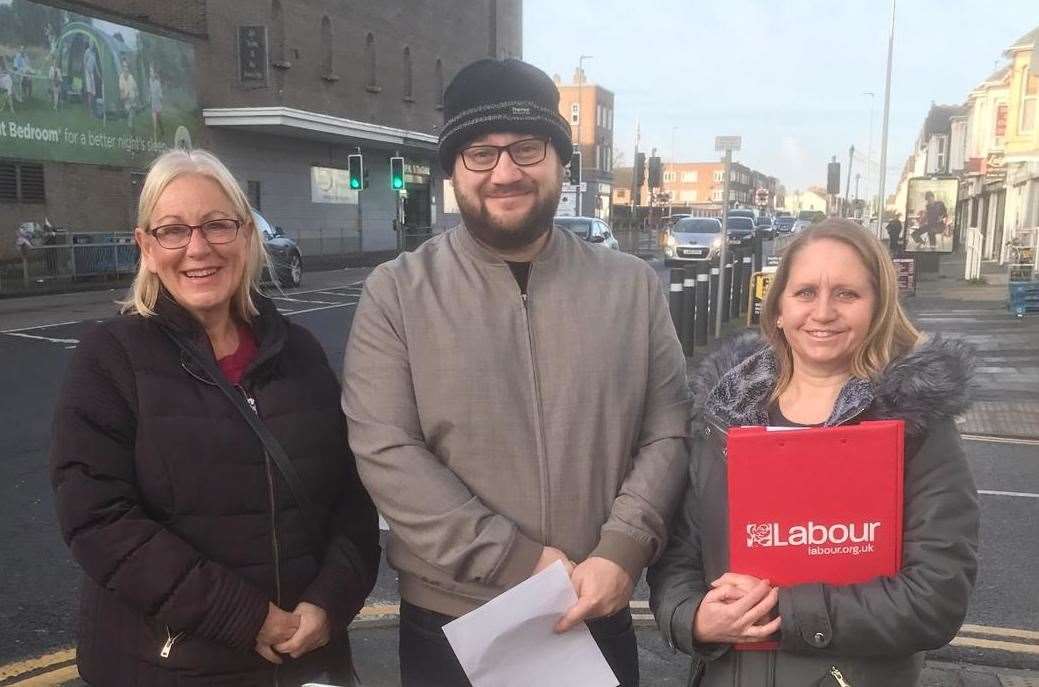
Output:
top-left (713, 135), bottom-right (740, 337)
top-left (864, 91), bottom-right (876, 230)
top-left (576, 54), bottom-right (592, 217)
top-left (877, 0), bottom-right (896, 233)
top-left (844, 145), bottom-right (855, 217)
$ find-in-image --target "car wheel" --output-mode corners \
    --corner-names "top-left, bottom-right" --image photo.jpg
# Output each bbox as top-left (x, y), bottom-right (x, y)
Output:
top-left (287, 253), bottom-right (302, 288)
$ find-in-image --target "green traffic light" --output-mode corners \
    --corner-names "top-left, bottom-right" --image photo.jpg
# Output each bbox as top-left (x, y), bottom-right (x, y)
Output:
top-left (350, 178), bottom-right (361, 189)
top-left (392, 177), bottom-right (404, 190)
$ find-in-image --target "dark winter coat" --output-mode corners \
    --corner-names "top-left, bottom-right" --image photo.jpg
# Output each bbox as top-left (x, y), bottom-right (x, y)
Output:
top-left (647, 333), bottom-right (980, 687)
top-left (50, 291), bottom-right (380, 686)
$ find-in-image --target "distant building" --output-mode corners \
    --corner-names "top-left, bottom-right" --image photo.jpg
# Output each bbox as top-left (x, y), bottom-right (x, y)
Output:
top-left (555, 69), bottom-right (615, 220)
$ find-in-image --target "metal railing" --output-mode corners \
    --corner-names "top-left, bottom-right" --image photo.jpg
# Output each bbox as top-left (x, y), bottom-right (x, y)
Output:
top-left (286, 226), bottom-right (362, 257)
top-left (1, 242), bottom-right (139, 293)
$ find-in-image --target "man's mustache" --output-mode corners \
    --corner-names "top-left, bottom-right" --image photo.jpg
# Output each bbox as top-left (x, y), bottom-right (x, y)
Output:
top-left (482, 181), bottom-right (537, 198)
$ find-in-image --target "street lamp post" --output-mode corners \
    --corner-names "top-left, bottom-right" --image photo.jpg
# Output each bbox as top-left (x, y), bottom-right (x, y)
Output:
top-left (863, 91), bottom-right (876, 231)
top-left (876, 0), bottom-right (896, 233)
top-left (576, 54), bottom-right (593, 217)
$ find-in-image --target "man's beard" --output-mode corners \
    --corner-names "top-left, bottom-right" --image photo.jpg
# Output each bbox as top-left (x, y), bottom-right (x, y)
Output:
top-left (457, 176), bottom-right (562, 252)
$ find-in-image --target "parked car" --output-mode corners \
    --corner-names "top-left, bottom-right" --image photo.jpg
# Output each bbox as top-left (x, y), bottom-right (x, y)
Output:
top-left (754, 215), bottom-right (775, 240)
top-left (797, 210), bottom-right (825, 224)
top-left (774, 216), bottom-right (796, 233)
top-left (664, 217), bottom-right (724, 265)
top-left (253, 210), bottom-right (304, 288)
top-left (554, 216), bottom-right (620, 250)
top-left (727, 209), bottom-right (757, 222)
top-left (790, 218), bottom-right (812, 233)
top-left (725, 215), bottom-right (756, 247)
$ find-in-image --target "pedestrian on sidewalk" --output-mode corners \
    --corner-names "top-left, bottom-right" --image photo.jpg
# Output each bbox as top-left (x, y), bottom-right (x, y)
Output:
top-left (647, 219), bottom-right (979, 687)
top-left (343, 58), bottom-right (690, 687)
top-left (886, 212), bottom-right (903, 255)
top-left (51, 148), bottom-right (380, 686)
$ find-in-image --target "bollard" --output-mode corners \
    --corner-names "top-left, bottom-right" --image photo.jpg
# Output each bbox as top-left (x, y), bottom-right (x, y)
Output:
top-left (740, 254), bottom-right (753, 315)
top-left (721, 259), bottom-right (733, 324)
top-left (681, 268), bottom-right (696, 356)
top-left (708, 264), bottom-right (720, 336)
top-left (730, 250), bottom-right (743, 320)
top-left (669, 267), bottom-right (686, 342)
top-left (695, 265), bottom-right (710, 346)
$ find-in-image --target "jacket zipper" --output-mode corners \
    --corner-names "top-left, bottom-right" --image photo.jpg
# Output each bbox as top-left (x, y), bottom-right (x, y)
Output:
top-left (521, 284), bottom-right (552, 544)
top-left (160, 626), bottom-right (182, 658)
top-left (829, 665), bottom-right (852, 687)
top-left (239, 386), bottom-right (283, 608)
top-left (239, 386), bottom-right (282, 687)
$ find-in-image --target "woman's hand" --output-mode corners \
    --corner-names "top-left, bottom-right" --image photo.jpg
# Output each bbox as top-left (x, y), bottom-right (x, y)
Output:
top-left (273, 602), bottom-right (332, 659)
top-left (692, 575), bottom-right (781, 644)
top-left (255, 603), bottom-right (301, 664)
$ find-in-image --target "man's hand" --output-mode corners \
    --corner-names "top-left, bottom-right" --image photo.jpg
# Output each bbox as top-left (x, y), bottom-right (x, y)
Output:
top-left (533, 546), bottom-right (575, 576)
top-left (254, 603), bottom-right (301, 664)
top-left (273, 602), bottom-right (332, 659)
top-left (555, 556), bottom-right (634, 632)
top-left (693, 576), bottom-right (780, 644)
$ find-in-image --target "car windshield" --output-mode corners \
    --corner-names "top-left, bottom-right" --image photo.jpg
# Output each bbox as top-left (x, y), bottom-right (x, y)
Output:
top-left (674, 218), bottom-right (721, 234)
top-left (776, 217), bottom-right (795, 225)
top-left (555, 219), bottom-right (592, 238)
top-left (727, 217), bottom-right (755, 231)
top-left (251, 211), bottom-right (275, 240)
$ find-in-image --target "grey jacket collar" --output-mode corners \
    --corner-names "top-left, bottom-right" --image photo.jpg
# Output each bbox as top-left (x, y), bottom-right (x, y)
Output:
top-left (452, 221), bottom-right (566, 267)
top-left (693, 332), bottom-right (976, 437)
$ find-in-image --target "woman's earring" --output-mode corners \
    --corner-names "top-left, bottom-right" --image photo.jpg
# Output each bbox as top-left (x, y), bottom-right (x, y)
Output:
top-left (776, 319), bottom-right (783, 329)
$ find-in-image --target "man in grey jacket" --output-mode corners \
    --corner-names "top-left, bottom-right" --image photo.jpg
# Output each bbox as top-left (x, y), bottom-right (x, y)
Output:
top-left (343, 58), bottom-right (690, 686)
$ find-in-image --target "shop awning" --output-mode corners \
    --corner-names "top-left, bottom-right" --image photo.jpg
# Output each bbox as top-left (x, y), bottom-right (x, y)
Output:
top-left (202, 107), bottom-right (438, 152)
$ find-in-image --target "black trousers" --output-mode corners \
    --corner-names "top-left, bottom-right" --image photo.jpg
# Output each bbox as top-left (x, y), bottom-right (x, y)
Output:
top-left (399, 599), bottom-right (639, 687)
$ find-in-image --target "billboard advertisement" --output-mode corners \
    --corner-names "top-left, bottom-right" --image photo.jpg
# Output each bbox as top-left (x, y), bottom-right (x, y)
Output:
top-left (903, 177), bottom-right (958, 254)
top-left (0, 0), bottom-right (200, 167)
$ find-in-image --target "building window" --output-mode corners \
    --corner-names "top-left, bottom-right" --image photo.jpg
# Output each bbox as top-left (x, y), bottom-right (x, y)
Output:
top-left (712, 189), bottom-right (723, 202)
top-left (995, 102), bottom-right (1008, 139)
top-left (365, 33), bottom-right (377, 88)
top-left (681, 171), bottom-right (698, 183)
top-left (247, 180), bottom-right (262, 211)
top-left (571, 103), bottom-right (579, 125)
top-left (320, 16), bottom-right (333, 76)
top-left (607, 146), bottom-right (612, 171)
top-left (663, 170), bottom-right (676, 183)
top-left (403, 46), bottom-right (413, 100)
top-left (607, 108), bottom-right (612, 129)
top-left (617, 188), bottom-right (628, 200)
top-left (0, 161), bottom-right (45, 203)
top-left (713, 170), bottom-right (723, 182)
top-left (435, 58), bottom-right (444, 108)
top-left (1020, 67), bottom-right (1037, 133)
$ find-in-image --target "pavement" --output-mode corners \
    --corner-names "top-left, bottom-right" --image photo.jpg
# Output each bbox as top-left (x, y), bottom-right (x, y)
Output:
top-left (2, 246), bottom-right (1038, 686)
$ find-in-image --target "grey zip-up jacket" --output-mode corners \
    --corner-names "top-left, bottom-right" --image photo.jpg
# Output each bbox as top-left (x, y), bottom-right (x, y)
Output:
top-left (343, 225), bottom-right (691, 616)
top-left (647, 333), bottom-right (980, 687)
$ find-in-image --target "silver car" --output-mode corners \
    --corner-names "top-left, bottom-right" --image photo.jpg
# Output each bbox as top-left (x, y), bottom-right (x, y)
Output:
top-left (664, 217), bottom-right (724, 265)
top-left (554, 216), bottom-right (620, 250)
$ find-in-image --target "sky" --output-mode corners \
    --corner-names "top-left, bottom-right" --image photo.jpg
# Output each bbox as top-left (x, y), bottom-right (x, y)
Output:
top-left (523, 0), bottom-right (1039, 201)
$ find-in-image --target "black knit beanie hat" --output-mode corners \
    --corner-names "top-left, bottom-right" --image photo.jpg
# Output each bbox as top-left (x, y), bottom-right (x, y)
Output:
top-left (438, 58), bottom-right (573, 175)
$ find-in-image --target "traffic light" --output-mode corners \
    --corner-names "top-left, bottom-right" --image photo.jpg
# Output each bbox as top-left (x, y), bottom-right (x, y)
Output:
top-left (827, 161), bottom-right (841, 195)
top-left (568, 151), bottom-right (582, 186)
top-left (390, 156), bottom-right (405, 190)
top-left (647, 156), bottom-right (662, 189)
top-left (634, 152), bottom-right (646, 188)
top-left (348, 153), bottom-right (363, 190)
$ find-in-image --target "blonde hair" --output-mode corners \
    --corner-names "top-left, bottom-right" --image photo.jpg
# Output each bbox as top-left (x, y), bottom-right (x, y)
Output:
top-left (761, 218), bottom-right (921, 398)
top-left (122, 148), bottom-right (268, 320)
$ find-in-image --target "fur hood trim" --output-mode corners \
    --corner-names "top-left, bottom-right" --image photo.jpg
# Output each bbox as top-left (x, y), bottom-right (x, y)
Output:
top-left (691, 332), bottom-right (976, 437)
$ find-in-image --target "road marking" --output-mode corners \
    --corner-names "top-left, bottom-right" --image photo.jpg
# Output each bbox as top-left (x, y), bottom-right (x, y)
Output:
top-left (963, 434), bottom-right (1039, 447)
top-left (0, 648), bottom-right (75, 681)
top-left (0, 321), bottom-right (81, 334)
top-left (3, 332), bottom-right (79, 345)
top-left (282, 301), bottom-right (359, 317)
top-left (949, 636), bottom-right (1039, 655)
top-left (3, 664), bottom-right (79, 686)
top-left (960, 624), bottom-right (1039, 641)
top-left (978, 489), bottom-right (1039, 499)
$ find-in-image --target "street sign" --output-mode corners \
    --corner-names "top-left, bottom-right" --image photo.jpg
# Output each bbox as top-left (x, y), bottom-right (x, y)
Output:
top-left (747, 271), bottom-right (774, 325)
top-left (893, 258), bottom-right (916, 295)
top-left (715, 136), bottom-right (742, 152)
top-left (557, 188), bottom-right (578, 217)
top-left (755, 188), bottom-right (769, 205)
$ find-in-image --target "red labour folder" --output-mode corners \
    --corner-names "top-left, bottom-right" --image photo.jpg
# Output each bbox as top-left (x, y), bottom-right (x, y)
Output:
top-left (726, 420), bottom-right (904, 650)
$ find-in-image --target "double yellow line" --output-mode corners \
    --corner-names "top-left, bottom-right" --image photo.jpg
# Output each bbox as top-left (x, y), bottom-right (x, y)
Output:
top-left (3, 618), bottom-right (1037, 685)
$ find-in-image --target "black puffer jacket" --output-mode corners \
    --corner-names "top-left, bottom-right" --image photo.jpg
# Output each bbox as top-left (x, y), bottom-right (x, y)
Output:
top-left (648, 333), bottom-right (980, 687)
top-left (50, 292), bottom-right (380, 686)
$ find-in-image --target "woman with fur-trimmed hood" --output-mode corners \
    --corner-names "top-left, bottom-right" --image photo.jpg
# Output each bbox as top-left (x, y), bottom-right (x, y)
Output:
top-left (648, 219), bottom-right (979, 687)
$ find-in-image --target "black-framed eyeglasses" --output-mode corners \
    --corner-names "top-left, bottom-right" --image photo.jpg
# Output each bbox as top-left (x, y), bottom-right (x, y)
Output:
top-left (148, 218), bottom-right (243, 249)
top-left (460, 137), bottom-right (549, 172)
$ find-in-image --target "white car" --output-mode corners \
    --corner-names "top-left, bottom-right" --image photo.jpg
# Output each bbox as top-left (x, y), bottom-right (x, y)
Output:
top-left (664, 217), bottom-right (724, 265)
top-left (554, 217), bottom-right (620, 250)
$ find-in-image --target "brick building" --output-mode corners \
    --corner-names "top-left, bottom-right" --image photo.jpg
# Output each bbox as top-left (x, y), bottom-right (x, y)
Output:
top-left (555, 69), bottom-right (614, 220)
top-left (612, 159), bottom-right (779, 214)
top-left (1, 0), bottom-right (522, 260)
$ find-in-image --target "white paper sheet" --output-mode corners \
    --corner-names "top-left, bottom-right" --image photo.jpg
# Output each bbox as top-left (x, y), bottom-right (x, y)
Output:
top-left (442, 560), bottom-right (618, 687)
